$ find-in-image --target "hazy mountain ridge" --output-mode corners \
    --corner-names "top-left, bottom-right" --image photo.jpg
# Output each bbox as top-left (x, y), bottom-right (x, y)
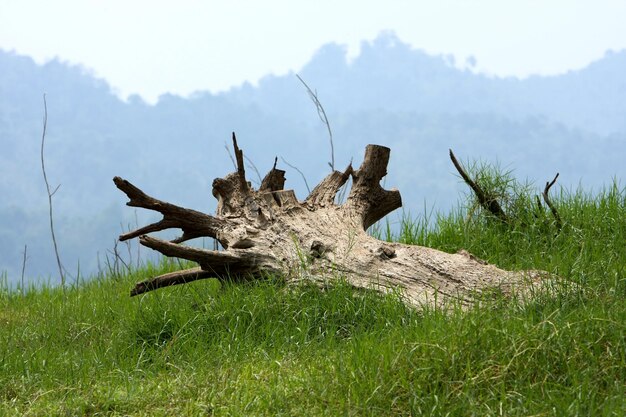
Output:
top-left (1, 32), bottom-right (625, 282)
top-left (229, 33), bottom-right (626, 136)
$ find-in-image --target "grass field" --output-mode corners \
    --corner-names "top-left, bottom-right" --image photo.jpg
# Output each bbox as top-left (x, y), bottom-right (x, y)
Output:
top-left (1, 179), bottom-right (624, 416)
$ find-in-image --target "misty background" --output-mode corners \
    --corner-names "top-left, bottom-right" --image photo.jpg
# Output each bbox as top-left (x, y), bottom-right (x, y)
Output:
top-left (2, 32), bottom-right (626, 284)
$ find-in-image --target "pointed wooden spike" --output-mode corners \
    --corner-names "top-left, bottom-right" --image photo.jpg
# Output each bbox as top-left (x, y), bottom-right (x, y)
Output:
top-left (232, 132), bottom-right (249, 193)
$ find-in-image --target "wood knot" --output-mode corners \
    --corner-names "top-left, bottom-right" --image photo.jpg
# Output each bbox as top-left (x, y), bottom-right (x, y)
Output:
top-left (378, 245), bottom-right (396, 260)
top-left (310, 240), bottom-right (328, 258)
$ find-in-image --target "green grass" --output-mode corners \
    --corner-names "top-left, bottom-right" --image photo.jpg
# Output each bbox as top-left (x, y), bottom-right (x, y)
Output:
top-left (1, 181), bottom-right (625, 416)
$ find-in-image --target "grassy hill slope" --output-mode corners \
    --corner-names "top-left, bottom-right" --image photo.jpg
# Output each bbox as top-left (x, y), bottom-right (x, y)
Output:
top-left (1, 179), bottom-right (624, 416)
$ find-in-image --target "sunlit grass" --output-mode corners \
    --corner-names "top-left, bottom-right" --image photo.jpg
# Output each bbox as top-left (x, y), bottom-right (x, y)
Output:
top-left (1, 178), bottom-right (625, 415)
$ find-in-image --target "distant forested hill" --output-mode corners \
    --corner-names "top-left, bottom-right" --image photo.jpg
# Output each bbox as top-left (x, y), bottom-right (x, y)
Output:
top-left (2, 32), bottom-right (625, 282)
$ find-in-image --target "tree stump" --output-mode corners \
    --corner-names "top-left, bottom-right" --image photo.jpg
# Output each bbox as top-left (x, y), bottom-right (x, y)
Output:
top-left (114, 135), bottom-right (546, 308)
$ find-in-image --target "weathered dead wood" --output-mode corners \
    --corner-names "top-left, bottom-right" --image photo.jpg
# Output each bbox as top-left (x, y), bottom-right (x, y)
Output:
top-left (542, 173), bottom-right (562, 231)
top-left (115, 136), bottom-right (549, 307)
top-left (449, 149), bottom-right (508, 222)
top-left (130, 267), bottom-right (212, 297)
top-left (450, 148), bottom-right (562, 230)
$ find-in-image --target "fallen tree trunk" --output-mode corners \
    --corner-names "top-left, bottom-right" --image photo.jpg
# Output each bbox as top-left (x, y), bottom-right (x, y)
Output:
top-left (114, 135), bottom-right (546, 308)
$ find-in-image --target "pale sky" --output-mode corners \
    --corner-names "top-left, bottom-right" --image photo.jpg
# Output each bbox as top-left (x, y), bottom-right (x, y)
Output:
top-left (1, 0), bottom-right (625, 103)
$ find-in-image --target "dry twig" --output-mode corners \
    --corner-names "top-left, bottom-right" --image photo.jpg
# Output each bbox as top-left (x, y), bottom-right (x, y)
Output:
top-left (542, 173), bottom-right (562, 230)
top-left (40, 94), bottom-right (65, 287)
top-left (280, 156), bottom-right (311, 194)
top-left (296, 74), bottom-right (335, 171)
top-left (449, 149), bottom-right (508, 222)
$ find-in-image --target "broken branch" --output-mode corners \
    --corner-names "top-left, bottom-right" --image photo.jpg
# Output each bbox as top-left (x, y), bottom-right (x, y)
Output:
top-left (542, 173), bottom-right (562, 230)
top-left (449, 149), bottom-right (508, 222)
top-left (113, 176), bottom-right (228, 243)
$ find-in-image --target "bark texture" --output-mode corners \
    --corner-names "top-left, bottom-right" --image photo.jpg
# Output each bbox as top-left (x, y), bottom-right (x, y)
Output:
top-left (115, 137), bottom-right (546, 307)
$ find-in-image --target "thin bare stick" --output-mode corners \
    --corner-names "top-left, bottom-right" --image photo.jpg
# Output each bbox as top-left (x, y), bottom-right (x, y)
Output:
top-left (296, 74), bottom-right (335, 171)
top-left (543, 173), bottom-right (562, 231)
top-left (40, 94), bottom-right (65, 287)
top-left (21, 244), bottom-right (28, 295)
top-left (109, 239), bottom-right (130, 275)
top-left (123, 223), bottom-right (134, 269)
top-left (224, 142), bottom-right (237, 169)
top-left (280, 156), bottom-right (311, 194)
top-left (244, 154), bottom-right (262, 186)
top-left (449, 149), bottom-right (508, 222)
